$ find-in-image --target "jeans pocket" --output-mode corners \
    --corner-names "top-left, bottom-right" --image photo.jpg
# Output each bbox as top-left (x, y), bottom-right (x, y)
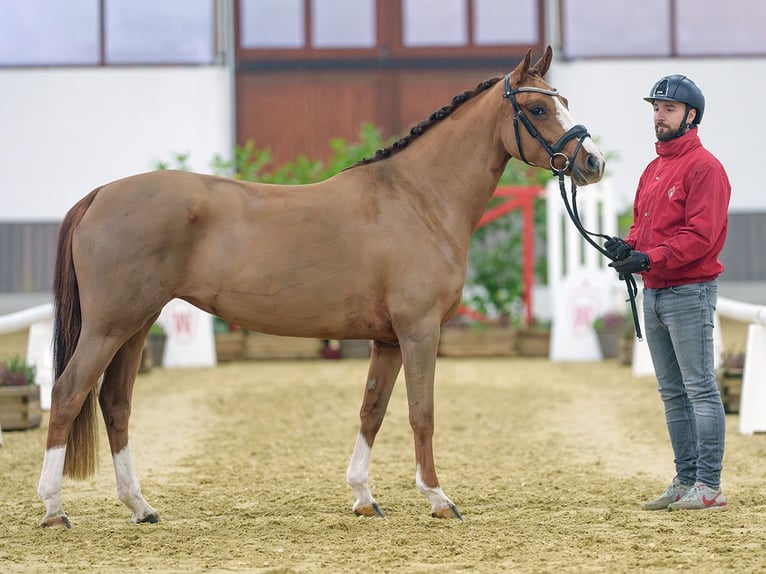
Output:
top-left (669, 283), bottom-right (702, 296)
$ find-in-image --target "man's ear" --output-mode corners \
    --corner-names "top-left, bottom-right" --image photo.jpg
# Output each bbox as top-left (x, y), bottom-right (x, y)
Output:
top-left (687, 107), bottom-right (697, 125)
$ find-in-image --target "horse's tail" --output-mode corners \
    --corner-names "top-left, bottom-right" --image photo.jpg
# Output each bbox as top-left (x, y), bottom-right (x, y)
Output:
top-left (53, 187), bottom-right (102, 479)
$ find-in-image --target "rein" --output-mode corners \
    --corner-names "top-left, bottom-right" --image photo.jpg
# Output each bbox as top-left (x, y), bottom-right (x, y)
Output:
top-left (502, 74), bottom-right (644, 341)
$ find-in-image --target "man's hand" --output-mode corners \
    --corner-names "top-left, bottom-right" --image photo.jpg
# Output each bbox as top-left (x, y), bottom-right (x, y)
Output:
top-left (609, 251), bottom-right (650, 275)
top-left (604, 236), bottom-right (631, 261)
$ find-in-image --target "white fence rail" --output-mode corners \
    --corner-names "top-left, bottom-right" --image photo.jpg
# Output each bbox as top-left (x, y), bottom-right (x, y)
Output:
top-left (0, 303), bottom-right (53, 335)
top-left (717, 297), bottom-right (766, 434)
top-left (718, 298), bottom-right (766, 326)
top-left (0, 300), bottom-right (216, 416)
top-left (1, 293), bottom-right (764, 433)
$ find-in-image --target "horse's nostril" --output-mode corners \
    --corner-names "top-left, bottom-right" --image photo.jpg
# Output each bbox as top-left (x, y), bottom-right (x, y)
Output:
top-left (586, 154), bottom-right (600, 173)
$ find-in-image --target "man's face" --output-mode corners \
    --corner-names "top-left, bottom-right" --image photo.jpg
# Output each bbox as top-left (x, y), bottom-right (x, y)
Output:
top-left (653, 100), bottom-right (695, 141)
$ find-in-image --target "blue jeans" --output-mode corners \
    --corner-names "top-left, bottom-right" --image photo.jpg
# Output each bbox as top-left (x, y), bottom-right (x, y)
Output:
top-left (643, 280), bottom-right (725, 489)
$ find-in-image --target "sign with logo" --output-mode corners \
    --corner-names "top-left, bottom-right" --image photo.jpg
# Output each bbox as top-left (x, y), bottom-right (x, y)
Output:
top-left (157, 299), bottom-right (217, 368)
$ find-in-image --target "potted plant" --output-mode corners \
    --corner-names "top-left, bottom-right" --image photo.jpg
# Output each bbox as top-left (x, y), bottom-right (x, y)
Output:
top-left (0, 355), bottom-right (42, 430)
top-left (593, 312), bottom-right (631, 360)
top-left (139, 323), bottom-right (168, 373)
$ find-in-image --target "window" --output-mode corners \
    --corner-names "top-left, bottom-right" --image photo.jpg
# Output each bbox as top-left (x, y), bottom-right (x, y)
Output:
top-left (313, 0), bottom-right (376, 48)
top-left (397, 0), bottom-right (541, 54)
top-left (562, 0), bottom-right (669, 59)
top-left (0, 0), bottom-right (100, 66)
top-left (402, 0), bottom-right (467, 47)
top-left (561, 0), bottom-right (766, 59)
top-left (106, 0), bottom-right (215, 64)
top-left (0, 0), bottom-right (217, 67)
top-left (239, 0), bottom-right (376, 52)
top-left (237, 0), bottom-right (545, 62)
top-left (474, 0), bottom-right (538, 46)
top-left (676, 0), bottom-right (766, 56)
top-left (240, 0), bottom-right (304, 49)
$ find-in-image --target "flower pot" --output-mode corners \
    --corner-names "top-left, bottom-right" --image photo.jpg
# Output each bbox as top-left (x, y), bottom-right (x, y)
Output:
top-left (0, 385), bottom-right (42, 430)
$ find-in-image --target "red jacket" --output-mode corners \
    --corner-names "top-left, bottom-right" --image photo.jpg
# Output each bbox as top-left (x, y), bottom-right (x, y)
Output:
top-left (626, 127), bottom-right (731, 288)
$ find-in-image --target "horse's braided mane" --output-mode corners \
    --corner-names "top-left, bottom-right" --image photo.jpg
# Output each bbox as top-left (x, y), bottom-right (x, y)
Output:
top-left (349, 77), bottom-right (502, 169)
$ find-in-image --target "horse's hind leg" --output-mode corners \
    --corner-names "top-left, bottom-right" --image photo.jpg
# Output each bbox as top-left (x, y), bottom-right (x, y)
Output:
top-left (346, 340), bottom-right (402, 517)
top-left (38, 330), bottom-right (125, 528)
top-left (99, 320), bottom-right (159, 524)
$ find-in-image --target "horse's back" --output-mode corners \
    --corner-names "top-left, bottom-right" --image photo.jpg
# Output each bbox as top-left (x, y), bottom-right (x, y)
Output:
top-left (71, 171), bottom-right (384, 337)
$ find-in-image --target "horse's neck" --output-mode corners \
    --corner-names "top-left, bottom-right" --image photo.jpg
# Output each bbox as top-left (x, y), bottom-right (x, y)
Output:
top-left (386, 87), bottom-right (510, 233)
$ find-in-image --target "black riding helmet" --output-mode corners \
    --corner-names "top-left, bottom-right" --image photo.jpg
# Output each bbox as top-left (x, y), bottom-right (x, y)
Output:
top-left (644, 74), bottom-right (705, 126)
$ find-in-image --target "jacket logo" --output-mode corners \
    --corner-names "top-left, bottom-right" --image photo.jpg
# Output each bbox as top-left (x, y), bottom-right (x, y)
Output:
top-left (667, 186), bottom-right (675, 199)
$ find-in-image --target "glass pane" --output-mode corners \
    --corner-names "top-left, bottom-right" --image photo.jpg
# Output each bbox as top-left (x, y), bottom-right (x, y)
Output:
top-left (0, 0), bottom-right (100, 66)
top-left (677, 0), bottom-right (766, 55)
top-left (240, 0), bottom-right (304, 49)
top-left (474, 0), bottom-right (538, 45)
top-left (313, 0), bottom-right (376, 48)
top-left (402, 0), bottom-right (467, 47)
top-left (106, 0), bottom-right (215, 64)
top-left (562, 0), bottom-right (670, 58)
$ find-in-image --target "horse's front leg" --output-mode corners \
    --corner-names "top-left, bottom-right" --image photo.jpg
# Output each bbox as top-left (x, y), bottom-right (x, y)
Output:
top-left (400, 324), bottom-right (462, 520)
top-left (99, 329), bottom-right (159, 524)
top-left (346, 340), bottom-right (402, 517)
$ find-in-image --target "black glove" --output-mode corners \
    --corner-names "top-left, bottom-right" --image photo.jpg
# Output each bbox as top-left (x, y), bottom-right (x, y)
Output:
top-left (604, 236), bottom-right (631, 261)
top-left (609, 250), bottom-right (650, 275)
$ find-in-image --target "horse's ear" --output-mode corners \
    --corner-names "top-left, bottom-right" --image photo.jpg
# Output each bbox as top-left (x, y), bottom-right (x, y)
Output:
top-left (515, 48), bottom-right (533, 83)
top-left (532, 45), bottom-right (553, 78)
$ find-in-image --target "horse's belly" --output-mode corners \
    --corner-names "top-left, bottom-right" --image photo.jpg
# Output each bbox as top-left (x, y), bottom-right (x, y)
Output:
top-left (193, 286), bottom-right (394, 341)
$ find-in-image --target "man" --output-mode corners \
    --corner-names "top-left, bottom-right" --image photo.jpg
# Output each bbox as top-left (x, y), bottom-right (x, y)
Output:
top-left (606, 75), bottom-right (731, 511)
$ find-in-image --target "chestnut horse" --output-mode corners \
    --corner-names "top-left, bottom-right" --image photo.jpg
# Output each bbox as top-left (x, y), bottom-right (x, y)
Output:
top-left (37, 47), bottom-right (604, 528)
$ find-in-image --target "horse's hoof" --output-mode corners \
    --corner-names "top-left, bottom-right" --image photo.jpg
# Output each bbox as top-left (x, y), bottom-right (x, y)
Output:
top-left (40, 514), bottom-right (71, 529)
top-left (431, 504), bottom-right (463, 520)
top-left (137, 512), bottom-right (160, 524)
top-left (354, 502), bottom-right (384, 518)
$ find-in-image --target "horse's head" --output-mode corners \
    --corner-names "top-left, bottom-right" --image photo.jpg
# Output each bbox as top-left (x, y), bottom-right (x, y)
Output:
top-left (500, 46), bottom-right (604, 186)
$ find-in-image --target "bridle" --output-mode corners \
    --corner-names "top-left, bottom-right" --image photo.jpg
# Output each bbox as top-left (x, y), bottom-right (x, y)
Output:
top-left (502, 73), bottom-right (643, 341)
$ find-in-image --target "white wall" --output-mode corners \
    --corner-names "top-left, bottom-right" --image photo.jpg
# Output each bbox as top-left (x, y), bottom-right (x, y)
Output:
top-left (0, 66), bottom-right (231, 221)
top-left (1, 56), bottom-right (764, 222)
top-left (550, 57), bottom-right (766, 214)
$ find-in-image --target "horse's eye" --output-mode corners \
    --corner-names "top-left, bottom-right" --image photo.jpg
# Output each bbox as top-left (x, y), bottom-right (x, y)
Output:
top-left (530, 107), bottom-right (545, 117)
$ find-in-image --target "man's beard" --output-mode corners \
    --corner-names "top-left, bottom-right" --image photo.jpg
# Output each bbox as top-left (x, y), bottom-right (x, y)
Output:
top-left (656, 123), bottom-right (683, 141)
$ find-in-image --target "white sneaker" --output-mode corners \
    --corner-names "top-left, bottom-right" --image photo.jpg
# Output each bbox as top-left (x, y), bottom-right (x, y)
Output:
top-left (667, 482), bottom-right (728, 512)
top-left (642, 479), bottom-right (693, 511)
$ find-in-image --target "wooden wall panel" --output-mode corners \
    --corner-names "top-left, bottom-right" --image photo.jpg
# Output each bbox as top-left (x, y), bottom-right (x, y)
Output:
top-left (237, 71), bottom-right (392, 166)
top-left (392, 68), bottom-right (502, 136)
top-left (236, 68), bottom-right (511, 167)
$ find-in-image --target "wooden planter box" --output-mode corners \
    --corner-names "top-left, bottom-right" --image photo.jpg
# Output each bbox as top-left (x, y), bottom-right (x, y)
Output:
top-left (215, 331), bottom-right (247, 362)
top-left (718, 368), bottom-right (742, 414)
top-left (515, 328), bottom-right (551, 357)
top-left (0, 385), bottom-right (42, 431)
top-left (244, 332), bottom-right (322, 360)
top-left (340, 339), bottom-right (372, 359)
top-left (439, 325), bottom-right (517, 357)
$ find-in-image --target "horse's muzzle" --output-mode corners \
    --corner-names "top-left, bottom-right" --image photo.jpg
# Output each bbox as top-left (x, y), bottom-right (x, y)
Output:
top-left (571, 149), bottom-right (605, 186)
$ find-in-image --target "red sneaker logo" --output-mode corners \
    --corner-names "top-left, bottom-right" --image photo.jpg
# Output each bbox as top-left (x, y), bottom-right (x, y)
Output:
top-left (702, 494), bottom-right (720, 507)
